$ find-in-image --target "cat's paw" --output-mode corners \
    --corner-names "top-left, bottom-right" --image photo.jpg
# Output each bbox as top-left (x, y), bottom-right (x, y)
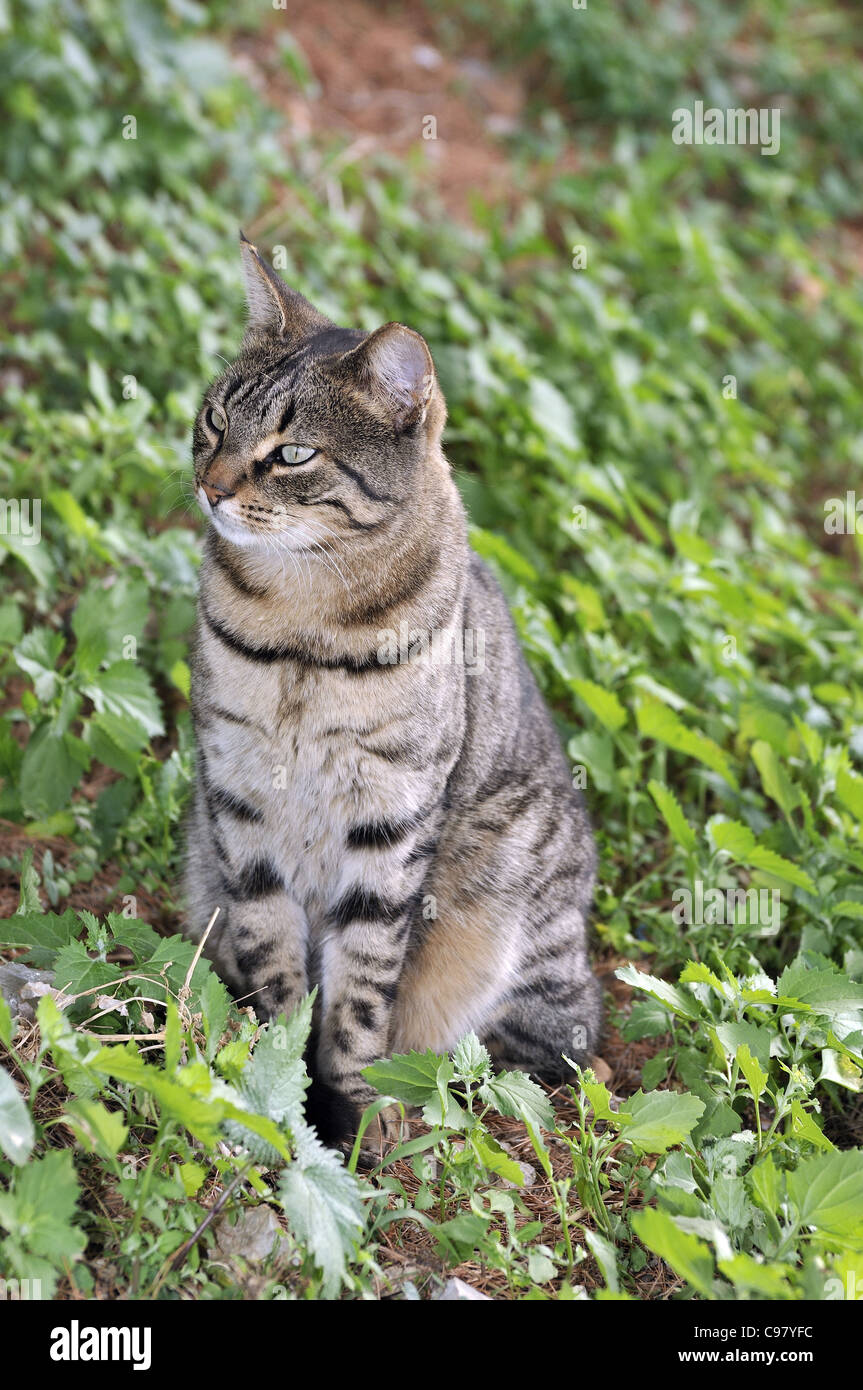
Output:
top-left (360, 1102), bottom-right (404, 1152)
top-left (304, 1077), bottom-right (359, 1146)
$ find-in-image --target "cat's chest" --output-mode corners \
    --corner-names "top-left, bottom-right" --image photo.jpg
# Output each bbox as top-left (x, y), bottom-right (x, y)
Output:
top-left (197, 653), bottom-right (425, 898)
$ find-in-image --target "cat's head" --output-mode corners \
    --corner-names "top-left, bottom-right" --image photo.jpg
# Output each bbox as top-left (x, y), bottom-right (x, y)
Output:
top-left (192, 234), bottom-right (445, 551)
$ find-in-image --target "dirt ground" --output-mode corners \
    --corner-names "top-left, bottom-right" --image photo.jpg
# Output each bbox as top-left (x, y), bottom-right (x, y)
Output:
top-left (232, 0), bottom-right (536, 222)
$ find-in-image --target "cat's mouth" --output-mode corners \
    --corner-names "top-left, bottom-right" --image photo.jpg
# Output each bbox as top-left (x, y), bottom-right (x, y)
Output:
top-left (198, 486), bottom-right (313, 552)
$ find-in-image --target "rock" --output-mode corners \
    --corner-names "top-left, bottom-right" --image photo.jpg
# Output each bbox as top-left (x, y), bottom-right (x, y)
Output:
top-left (0, 962), bottom-right (57, 1025)
top-left (436, 1278), bottom-right (491, 1301)
top-left (212, 1205), bottom-right (291, 1264)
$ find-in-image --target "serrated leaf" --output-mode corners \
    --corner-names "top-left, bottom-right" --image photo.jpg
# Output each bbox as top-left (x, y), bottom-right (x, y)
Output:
top-left (751, 740), bottom-right (798, 819)
top-left (615, 964), bottom-right (700, 1020)
top-left (20, 726), bottom-right (90, 819)
top-left (82, 662), bottom-right (164, 740)
top-left (478, 1069), bottom-right (555, 1131)
top-left (240, 1010), bottom-right (311, 1131)
top-left (636, 701), bottom-right (738, 789)
top-left (617, 1088), bottom-right (705, 1153)
top-left (647, 779), bottom-right (697, 853)
top-left (0, 1148), bottom-right (85, 1296)
top-left (0, 910), bottom-right (81, 968)
top-left (278, 1124), bottom-right (365, 1296)
top-left (787, 1150), bottom-right (863, 1235)
top-left (572, 678), bottom-right (627, 733)
top-left (14, 627), bottom-right (64, 701)
top-left (778, 962), bottom-right (863, 1023)
top-left (709, 818), bottom-right (815, 892)
top-left (363, 1048), bottom-right (447, 1106)
top-left (53, 940), bottom-right (124, 998)
top-left (452, 1032), bottom-right (491, 1081)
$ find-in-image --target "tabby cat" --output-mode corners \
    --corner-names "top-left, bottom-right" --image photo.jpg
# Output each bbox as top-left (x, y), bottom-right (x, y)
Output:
top-left (185, 234), bottom-right (601, 1141)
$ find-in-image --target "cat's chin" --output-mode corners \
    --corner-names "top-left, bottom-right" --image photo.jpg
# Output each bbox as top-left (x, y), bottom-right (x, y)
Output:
top-left (207, 513), bottom-right (267, 549)
top-left (208, 511), bottom-right (314, 555)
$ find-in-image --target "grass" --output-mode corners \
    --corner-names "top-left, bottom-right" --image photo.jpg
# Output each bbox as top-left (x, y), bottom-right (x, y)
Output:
top-left (1, 0), bottom-right (863, 1301)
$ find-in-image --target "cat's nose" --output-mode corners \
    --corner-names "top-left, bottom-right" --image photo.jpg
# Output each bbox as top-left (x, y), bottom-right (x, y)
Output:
top-left (201, 480), bottom-right (235, 506)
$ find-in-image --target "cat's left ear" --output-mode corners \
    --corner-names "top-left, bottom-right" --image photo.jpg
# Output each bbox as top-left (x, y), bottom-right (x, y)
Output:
top-left (336, 323), bottom-right (436, 430)
top-left (239, 231), bottom-right (331, 343)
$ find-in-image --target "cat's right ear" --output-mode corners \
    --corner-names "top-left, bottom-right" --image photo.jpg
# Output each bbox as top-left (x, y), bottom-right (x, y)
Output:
top-left (239, 232), bottom-right (331, 344)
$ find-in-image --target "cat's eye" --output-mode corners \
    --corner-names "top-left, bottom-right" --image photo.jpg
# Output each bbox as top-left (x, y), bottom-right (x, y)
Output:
top-left (206, 406), bottom-right (227, 433)
top-left (278, 443), bottom-right (317, 465)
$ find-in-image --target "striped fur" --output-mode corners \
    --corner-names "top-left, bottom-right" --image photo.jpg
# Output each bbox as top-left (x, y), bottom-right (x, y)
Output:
top-left (185, 236), bottom-right (601, 1140)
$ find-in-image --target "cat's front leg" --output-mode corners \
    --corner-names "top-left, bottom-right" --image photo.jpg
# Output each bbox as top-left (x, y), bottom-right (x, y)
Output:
top-left (225, 889), bottom-right (309, 1022)
top-left (313, 890), bottom-right (416, 1144)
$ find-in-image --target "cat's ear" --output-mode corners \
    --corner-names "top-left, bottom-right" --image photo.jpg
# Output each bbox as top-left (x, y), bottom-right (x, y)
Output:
top-left (337, 323), bottom-right (435, 430)
top-left (239, 231), bottom-right (330, 342)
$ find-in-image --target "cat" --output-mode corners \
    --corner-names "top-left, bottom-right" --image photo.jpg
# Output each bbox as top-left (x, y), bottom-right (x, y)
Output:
top-left (184, 233), bottom-right (602, 1142)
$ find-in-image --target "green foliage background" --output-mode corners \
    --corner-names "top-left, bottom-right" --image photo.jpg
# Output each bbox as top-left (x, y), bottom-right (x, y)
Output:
top-left (1, 0), bottom-right (863, 1301)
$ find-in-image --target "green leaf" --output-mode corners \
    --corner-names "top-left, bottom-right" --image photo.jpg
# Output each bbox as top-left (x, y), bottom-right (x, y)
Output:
top-left (20, 725), bottom-right (90, 818)
top-left (63, 1097), bottom-right (128, 1159)
top-left (709, 818), bottom-right (815, 892)
top-left (72, 577), bottom-right (149, 676)
top-left (200, 971), bottom-right (232, 1062)
top-left (277, 1124), bottom-right (365, 1297)
top-left (478, 1069), bottom-right (555, 1131)
top-left (432, 1210), bottom-right (491, 1262)
top-left (572, 678), bottom-right (627, 733)
top-left (787, 1151), bottom-right (863, 1236)
top-left (363, 1048), bottom-right (447, 1107)
top-left (615, 964), bottom-right (700, 1020)
top-left (527, 1247), bottom-right (557, 1283)
top-left (581, 1075), bottom-right (617, 1122)
top-left (471, 1131), bottom-right (527, 1185)
top-left (452, 1032), bottom-right (492, 1081)
top-left (751, 740), bottom-right (798, 819)
top-left (0, 1065), bottom-right (35, 1165)
top-left (778, 962), bottom-right (863, 1022)
top-left (82, 662), bottom-right (164, 740)
top-left (631, 1207), bottom-right (714, 1296)
top-left (647, 779), bottom-right (697, 853)
top-left (53, 940), bottom-right (124, 997)
top-left (787, 1100), bottom-right (835, 1150)
top-left (585, 1228), bottom-right (619, 1294)
top-left (836, 767), bottom-right (863, 821)
top-left (0, 910), bottom-right (81, 968)
top-left (749, 1155), bottom-right (782, 1226)
top-left (718, 1253), bottom-right (794, 1298)
top-left (14, 627), bottom-right (64, 701)
top-left (735, 1043), bottom-right (768, 1103)
top-left (240, 1010), bottom-right (311, 1132)
top-left (617, 1088), bottom-right (705, 1153)
top-left (0, 1148), bottom-right (85, 1295)
top-left (636, 701), bottom-right (738, 789)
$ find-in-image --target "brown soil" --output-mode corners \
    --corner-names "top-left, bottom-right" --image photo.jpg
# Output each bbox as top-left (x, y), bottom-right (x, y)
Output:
top-left (232, 0), bottom-right (532, 222)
